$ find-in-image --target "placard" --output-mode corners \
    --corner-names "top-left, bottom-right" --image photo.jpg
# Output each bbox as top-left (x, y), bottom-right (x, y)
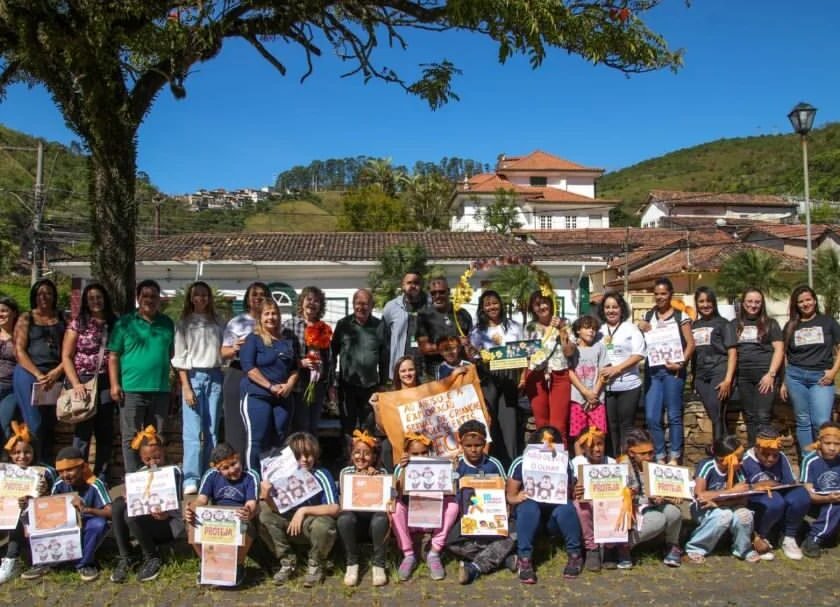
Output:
top-left (31, 382), bottom-right (62, 406)
top-left (0, 496), bottom-right (21, 530)
top-left (261, 449), bottom-right (321, 513)
top-left (458, 476), bottom-right (508, 536)
top-left (487, 340), bottom-right (542, 371)
top-left (340, 473), bottom-right (392, 512)
top-left (192, 506), bottom-right (244, 546)
top-left (200, 543), bottom-right (238, 586)
top-left (643, 462), bottom-right (692, 499)
top-left (593, 498), bottom-right (628, 544)
top-left (407, 493), bottom-right (443, 529)
top-left (376, 365), bottom-right (491, 461)
top-left (579, 464), bottom-right (629, 500)
top-left (124, 466), bottom-right (179, 517)
top-left (29, 495), bottom-right (78, 533)
top-left (645, 323), bottom-right (684, 366)
top-left (403, 457), bottom-right (454, 494)
top-left (522, 444), bottom-right (569, 504)
top-left (30, 528), bottom-right (83, 565)
top-left (0, 464), bottom-right (42, 498)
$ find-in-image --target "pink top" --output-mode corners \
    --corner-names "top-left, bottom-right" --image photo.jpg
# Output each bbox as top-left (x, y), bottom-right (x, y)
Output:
top-left (70, 317), bottom-right (110, 376)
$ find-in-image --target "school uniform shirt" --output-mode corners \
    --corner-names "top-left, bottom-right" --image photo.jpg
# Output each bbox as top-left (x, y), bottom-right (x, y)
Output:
top-left (596, 320), bottom-right (646, 392)
top-left (731, 317), bottom-right (783, 371)
top-left (784, 314), bottom-right (840, 371)
top-left (198, 468), bottom-right (259, 507)
top-left (740, 448), bottom-right (796, 485)
top-left (52, 476), bottom-right (112, 514)
top-left (287, 467), bottom-right (339, 514)
top-left (570, 454), bottom-right (616, 483)
top-left (239, 332), bottom-right (300, 399)
top-left (435, 359), bottom-right (472, 381)
top-left (570, 342), bottom-right (608, 404)
top-left (692, 316), bottom-right (737, 379)
top-left (799, 452), bottom-right (840, 492)
top-left (694, 457), bottom-right (745, 492)
top-left (455, 454), bottom-right (506, 480)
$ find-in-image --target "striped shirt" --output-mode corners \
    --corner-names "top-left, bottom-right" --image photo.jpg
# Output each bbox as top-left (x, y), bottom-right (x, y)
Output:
top-left (800, 451), bottom-right (840, 491)
top-left (52, 477), bottom-right (111, 511)
top-left (741, 448), bottom-right (795, 485)
top-left (695, 457), bottom-right (745, 492)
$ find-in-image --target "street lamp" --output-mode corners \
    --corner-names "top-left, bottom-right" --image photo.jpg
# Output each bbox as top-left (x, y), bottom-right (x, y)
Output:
top-left (788, 102), bottom-right (817, 287)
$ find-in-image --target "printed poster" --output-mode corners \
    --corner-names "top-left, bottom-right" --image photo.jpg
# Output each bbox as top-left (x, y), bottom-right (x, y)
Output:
top-left (643, 462), bottom-right (692, 499)
top-left (0, 463), bottom-right (42, 498)
top-left (124, 466), bottom-right (179, 517)
top-left (192, 506), bottom-right (244, 546)
top-left (458, 476), bottom-right (508, 537)
top-left (0, 496), bottom-right (21, 530)
top-left (29, 495), bottom-right (78, 533)
top-left (261, 449), bottom-right (321, 513)
top-left (407, 493), bottom-right (443, 529)
top-left (593, 498), bottom-right (628, 544)
top-left (403, 457), bottom-right (454, 494)
top-left (30, 382), bottom-right (62, 406)
top-left (579, 464), bottom-right (629, 500)
top-left (487, 340), bottom-right (542, 371)
top-left (30, 528), bottom-right (83, 565)
top-left (645, 323), bottom-right (684, 366)
top-left (376, 365), bottom-right (491, 461)
top-left (340, 474), bottom-right (392, 512)
top-left (200, 543), bottom-right (238, 586)
top-left (522, 444), bottom-right (569, 504)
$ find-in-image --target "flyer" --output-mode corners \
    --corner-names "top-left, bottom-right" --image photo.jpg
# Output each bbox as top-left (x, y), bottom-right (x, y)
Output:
top-left (522, 444), bottom-right (569, 504)
top-left (0, 463), bottom-right (42, 499)
top-left (200, 543), bottom-right (238, 586)
top-left (261, 449), bottom-right (321, 513)
top-left (0, 496), bottom-right (21, 530)
top-left (29, 495), bottom-right (78, 533)
top-left (30, 528), bottom-right (83, 565)
top-left (645, 323), bottom-right (685, 366)
top-left (593, 498), bottom-right (629, 544)
top-left (643, 462), bottom-right (692, 499)
top-left (579, 464), bottom-right (629, 500)
top-left (487, 340), bottom-right (542, 371)
top-left (403, 457), bottom-right (454, 494)
top-left (340, 473), bottom-right (392, 512)
top-left (192, 506), bottom-right (244, 546)
top-left (407, 493), bottom-right (443, 529)
top-left (124, 466), bottom-right (179, 517)
top-left (458, 476), bottom-right (508, 537)
top-left (30, 382), bottom-right (62, 406)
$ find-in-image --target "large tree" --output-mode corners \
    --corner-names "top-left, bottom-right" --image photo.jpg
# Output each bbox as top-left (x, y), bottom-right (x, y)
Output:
top-left (0, 1), bottom-right (682, 310)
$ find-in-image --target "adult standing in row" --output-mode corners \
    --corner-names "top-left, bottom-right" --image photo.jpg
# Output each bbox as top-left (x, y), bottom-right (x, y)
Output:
top-left (417, 276), bottom-right (473, 381)
top-left (108, 280), bottom-right (174, 473)
top-left (382, 270), bottom-right (427, 381)
top-left (0, 297), bottom-right (19, 444)
top-left (13, 279), bottom-right (65, 460)
top-left (732, 288), bottom-right (784, 446)
top-left (62, 283), bottom-right (116, 480)
top-left (220, 281), bottom-right (269, 462)
top-left (781, 285), bottom-right (840, 453)
top-left (171, 281), bottom-right (224, 494)
top-left (596, 292), bottom-right (645, 458)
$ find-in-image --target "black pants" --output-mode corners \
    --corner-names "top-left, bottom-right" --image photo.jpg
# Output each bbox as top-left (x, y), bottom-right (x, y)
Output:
top-left (336, 510), bottom-right (390, 567)
top-left (111, 496), bottom-right (180, 559)
top-left (737, 367), bottom-right (777, 446)
top-left (480, 370), bottom-right (521, 468)
top-left (72, 372), bottom-right (114, 479)
top-left (445, 521), bottom-right (515, 573)
top-left (695, 370), bottom-right (727, 442)
top-left (222, 366), bottom-right (247, 462)
top-left (339, 383), bottom-right (376, 436)
top-left (605, 387), bottom-right (641, 458)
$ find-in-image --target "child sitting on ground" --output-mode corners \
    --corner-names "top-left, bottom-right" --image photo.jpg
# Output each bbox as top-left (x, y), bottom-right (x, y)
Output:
top-left (259, 432), bottom-right (339, 587)
top-left (799, 421), bottom-right (840, 558)
top-left (569, 316), bottom-right (608, 440)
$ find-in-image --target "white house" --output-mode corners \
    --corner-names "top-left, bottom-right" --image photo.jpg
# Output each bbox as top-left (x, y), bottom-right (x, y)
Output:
top-left (450, 150), bottom-right (617, 232)
top-left (639, 190), bottom-right (799, 228)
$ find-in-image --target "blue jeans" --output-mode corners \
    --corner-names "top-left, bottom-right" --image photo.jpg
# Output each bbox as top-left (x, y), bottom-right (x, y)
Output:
top-left (240, 393), bottom-right (292, 472)
top-left (784, 364), bottom-right (836, 451)
top-left (686, 506), bottom-right (753, 557)
top-left (748, 487), bottom-right (811, 539)
top-left (514, 499), bottom-right (582, 559)
top-left (77, 514), bottom-right (109, 568)
top-left (0, 386), bottom-right (18, 444)
top-left (182, 368), bottom-right (223, 488)
top-left (644, 366), bottom-right (685, 460)
top-left (12, 365), bottom-right (56, 461)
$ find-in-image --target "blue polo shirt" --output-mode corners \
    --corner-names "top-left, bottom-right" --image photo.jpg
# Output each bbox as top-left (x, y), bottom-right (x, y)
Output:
top-left (198, 469), bottom-right (258, 507)
top-left (740, 448), bottom-right (796, 485)
top-left (800, 452), bottom-right (840, 492)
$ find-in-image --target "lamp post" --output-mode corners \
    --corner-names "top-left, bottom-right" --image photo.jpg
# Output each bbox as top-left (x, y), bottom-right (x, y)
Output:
top-left (788, 102), bottom-right (817, 288)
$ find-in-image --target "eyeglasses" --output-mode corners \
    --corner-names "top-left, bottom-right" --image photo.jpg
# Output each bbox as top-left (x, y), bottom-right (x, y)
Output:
top-left (430, 290), bottom-right (448, 296)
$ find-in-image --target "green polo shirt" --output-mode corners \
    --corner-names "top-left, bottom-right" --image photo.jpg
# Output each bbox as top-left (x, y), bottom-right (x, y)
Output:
top-left (108, 311), bottom-right (174, 392)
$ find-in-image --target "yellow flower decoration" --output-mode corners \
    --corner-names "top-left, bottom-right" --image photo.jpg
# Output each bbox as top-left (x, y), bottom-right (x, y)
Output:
top-left (452, 267), bottom-right (475, 336)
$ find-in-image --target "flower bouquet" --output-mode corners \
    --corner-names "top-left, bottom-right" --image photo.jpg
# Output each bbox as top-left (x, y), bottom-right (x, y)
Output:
top-left (303, 321), bottom-right (332, 405)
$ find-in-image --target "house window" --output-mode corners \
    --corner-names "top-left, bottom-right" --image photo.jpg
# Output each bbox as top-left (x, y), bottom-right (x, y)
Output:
top-left (565, 215), bottom-right (577, 229)
top-left (588, 214), bottom-right (603, 228)
top-left (539, 215), bottom-right (553, 230)
top-left (529, 176), bottom-right (548, 187)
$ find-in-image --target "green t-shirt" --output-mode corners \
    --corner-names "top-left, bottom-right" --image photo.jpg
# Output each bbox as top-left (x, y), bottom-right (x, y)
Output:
top-left (108, 311), bottom-right (174, 392)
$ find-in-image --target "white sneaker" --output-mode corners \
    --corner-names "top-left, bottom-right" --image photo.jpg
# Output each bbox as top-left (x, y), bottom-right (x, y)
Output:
top-left (343, 564), bottom-right (359, 586)
top-left (782, 536), bottom-right (803, 560)
top-left (371, 565), bottom-right (387, 587)
top-left (0, 557), bottom-right (20, 584)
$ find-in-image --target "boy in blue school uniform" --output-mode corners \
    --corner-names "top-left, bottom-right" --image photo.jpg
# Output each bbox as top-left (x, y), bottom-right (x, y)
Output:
top-left (446, 420), bottom-right (514, 584)
top-left (258, 432), bottom-right (339, 587)
top-left (799, 421), bottom-right (840, 558)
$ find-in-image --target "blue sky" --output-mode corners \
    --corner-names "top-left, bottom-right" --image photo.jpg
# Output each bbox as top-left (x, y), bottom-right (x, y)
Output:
top-left (1, 1), bottom-right (838, 194)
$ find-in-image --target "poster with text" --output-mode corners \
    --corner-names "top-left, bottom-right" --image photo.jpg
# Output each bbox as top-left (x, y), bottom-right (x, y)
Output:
top-left (261, 449), bottom-right (321, 513)
top-left (593, 498), bottom-right (629, 544)
top-left (645, 323), bottom-right (684, 366)
top-left (458, 476), bottom-right (509, 537)
top-left (407, 493), bottom-right (443, 529)
top-left (487, 340), bottom-right (542, 371)
top-left (29, 495), bottom-right (78, 533)
top-left (30, 528), bottom-right (82, 565)
top-left (0, 496), bottom-right (21, 530)
top-left (0, 464), bottom-right (42, 499)
top-left (124, 466), bottom-right (179, 517)
top-left (403, 457), bottom-right (454, 495)
top-left (192, 506), bottom-right (244, 546)
top-left (200, 543), bottom-right (238, 586)
top-left (522, 444), bottom-right (569, 505)
top-left (643, 462), bottom-right (692, 499)
top-left (580, 464), bottom-right (629, 500)
top-left (340, 474), bottom-right (392, 512)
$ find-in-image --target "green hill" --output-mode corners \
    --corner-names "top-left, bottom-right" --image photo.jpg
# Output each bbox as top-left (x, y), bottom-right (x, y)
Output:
top-left (599, 123), bottom-right (840, 225)
top-left (245, 199), bottom-right (339, 232)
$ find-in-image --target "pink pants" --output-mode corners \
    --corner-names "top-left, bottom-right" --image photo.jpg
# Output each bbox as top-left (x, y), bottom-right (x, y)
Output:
top-left (391, 497), bottom-right (460, 555)
top-left (569, 401), bottom-right (607, 439)
top-left (574, 500), bottom-right (597, 550)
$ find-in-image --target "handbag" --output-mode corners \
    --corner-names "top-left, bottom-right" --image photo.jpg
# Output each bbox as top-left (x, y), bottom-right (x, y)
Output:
top-left (57, 327), bottom-right (107, 424)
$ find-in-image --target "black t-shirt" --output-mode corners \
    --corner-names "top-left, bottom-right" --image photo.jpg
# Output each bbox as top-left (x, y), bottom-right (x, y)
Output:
top-left (692, 316), bottom-right (736, 377)
top-left (416, 307), bottom-right (473, 374)
top-left (732, 317), bottom-right (783, 372)
top-left (783, 314), bottom-right (840, 371)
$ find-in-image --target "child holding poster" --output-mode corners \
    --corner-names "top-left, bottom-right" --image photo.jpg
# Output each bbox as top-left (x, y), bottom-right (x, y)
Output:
top-left (186, 442), bottom-right (258, 587)
top-left (258, 432), bottom-right (339, 588)
top-left (21, 446), bottom-right (111, 582)
top-left (507, 426), bottom-right (583, 584)
top-left (337, 430), bottom-right (390, 587)
top-left (392, 432), bottom-right (459, 582)
top-left (110, 426), bottom-right (185, 583)
top-left (0, 422), bottom-right (55, 584)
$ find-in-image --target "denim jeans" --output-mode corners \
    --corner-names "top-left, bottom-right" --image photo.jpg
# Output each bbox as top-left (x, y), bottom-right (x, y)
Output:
top-left (514, 499), bottom-right (582, 558)
top-left (0, 386), bottom-right (17, 445)
top-left (182, 368), bottom-right (223, 488)
top-left (784, 364), bottom-right (836, 451)
top-left (686, 506), bottom-right (753, 557)
top-left (12, 365), bottom-right (56, 461)
top-left (644, 366), bottom-right (685, 460)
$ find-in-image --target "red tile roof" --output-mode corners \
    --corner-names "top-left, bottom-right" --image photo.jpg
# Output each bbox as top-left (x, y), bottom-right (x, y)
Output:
top-left (740, 223), bottom-right (840, 241)
top-left (648, 190), bottom-right (796, 208)
top-left (459, 173), bottom-right (612, 205)
top-left (497, 150), bottom-right (603, 173)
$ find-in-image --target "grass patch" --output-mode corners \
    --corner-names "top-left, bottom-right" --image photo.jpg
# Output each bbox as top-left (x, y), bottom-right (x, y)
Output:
top-left (244, 200), bottom-right (337, 232)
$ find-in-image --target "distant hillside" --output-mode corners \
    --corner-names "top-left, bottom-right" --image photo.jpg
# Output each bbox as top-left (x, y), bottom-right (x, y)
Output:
top-left (599, 123), bottom-right (840, 225)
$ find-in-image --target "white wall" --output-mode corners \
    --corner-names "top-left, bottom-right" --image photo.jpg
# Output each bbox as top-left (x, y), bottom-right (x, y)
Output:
top-left (639, 202), bottom-right (667, 227)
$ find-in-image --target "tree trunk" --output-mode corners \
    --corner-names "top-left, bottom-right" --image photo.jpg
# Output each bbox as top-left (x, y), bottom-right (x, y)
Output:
top-left (88, 142), bottom-right (138, 313)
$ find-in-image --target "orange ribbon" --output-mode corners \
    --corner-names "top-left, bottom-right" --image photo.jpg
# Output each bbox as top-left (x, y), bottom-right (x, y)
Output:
top-left (755, 437), bottom-right (782, 450)
top-left (4, 420), bottom-right (32, 452)
top-left (352, 429), bottom-right (378, 449)
top-left (615, 486), bottom-right (635, 532)
top-left (808, 427), bottom-right (840, 452)
top-left (130, 425), bottom-right (161, 451)
top-left (723, 446), bottom-right (745, 489)
top-left (577, 426), bottom-right (605, 450)
top-left (628, 442), bottom-right (655, 457)
top-left (541, 430), bottom-right (556, 450)
top-left (55, 457), bottom-right (95, 484)
top-left (405, 432), bottom-right (432, 447)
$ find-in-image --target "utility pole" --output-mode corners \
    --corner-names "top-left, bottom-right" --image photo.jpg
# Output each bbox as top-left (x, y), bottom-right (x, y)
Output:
top-left (623, 226), bottom-right (630, 298)
top-left (31, 141), bottom-right (44, 285)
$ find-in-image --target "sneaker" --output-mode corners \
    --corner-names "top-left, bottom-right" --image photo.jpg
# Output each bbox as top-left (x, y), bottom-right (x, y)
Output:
top-left (343, 564), bottom-right (359, 587)
top-left (563, 553), bottom-right (583, 578)
top-left (426, 551), bottom-right (445, 581)
top-left (686, 552), bottom-right (706, 564)
top-left (584, 549), bottom-right (601, 572)
top-left (233, 565), bottom-right (245, 587)
top-left (21, 565), bottom-right (51, 580)
top-left (802, 537), bottom-right (821, 559)
top-left (79, 565), bottom-right (100, 582)
top-left (782, 536), bottom-right (803, 560)
top-left (302, 561), bottom-right (324, 587)
top-left (183, 482), bottom-right (199, 495)
top-left (371, 565), bottom-right (387, 587)
top-left (503, 553), bottom-right (518, 574)
top-left (602, 547), bottom-right (618, 570)
top-left (742, 550), bottom-right (761, 563)
top-left (663, 545), bottom-right (682, 567)
top-left (616, 545), bottom-right (633, 569)
top-left (458, 561), bottom-right (480, 585)
top-left (753, 536), bottom-right (772, 554)
top-left (397, 555), bottom-right (417, 582)
top-left (272, 558), bottom-right (296, 585)
top-left (136, 557), bottom-right (162, 582)
top-left (517, 556), bottom-right (537, 584)
top-left (109, 558), bottom-right (132, 583)
top-left (0, 557), bottom-right (20, 584)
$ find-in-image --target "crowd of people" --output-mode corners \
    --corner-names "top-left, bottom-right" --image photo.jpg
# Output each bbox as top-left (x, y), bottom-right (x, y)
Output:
top-left (0, 270), bottom-right (838, 588)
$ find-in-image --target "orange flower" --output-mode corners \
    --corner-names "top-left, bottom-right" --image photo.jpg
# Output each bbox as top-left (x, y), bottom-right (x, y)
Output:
top-left (305, 321), bottom-right (333, 349)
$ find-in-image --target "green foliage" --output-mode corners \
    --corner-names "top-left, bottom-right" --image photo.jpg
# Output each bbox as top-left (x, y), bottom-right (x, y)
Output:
top-left (808, 202), bottom-right (840, 224)
top-left (0, 274), bottom-right (71, 312)
top-left (815, 248), bottom-right (840, 318)
top-left (474, 188), bottom-right (523, 234)
top-left (488, 264), bottom-right (541, 325)
top-left (337, 187), bottom-right (410, 232)
top-left (357, 158), bottom-right (406, 198)
top-left (401, 173), bottom-right (455, 231)
top-left (716, 249), bottom-right (794, 302)
top-left (160, 286), bottom-right (234, 325)
top-left (368, 244), bottom-right (442, 308)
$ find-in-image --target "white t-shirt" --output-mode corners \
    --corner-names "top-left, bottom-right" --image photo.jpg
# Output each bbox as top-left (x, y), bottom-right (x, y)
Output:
top-left (597, 320), bottom-right (646, 392)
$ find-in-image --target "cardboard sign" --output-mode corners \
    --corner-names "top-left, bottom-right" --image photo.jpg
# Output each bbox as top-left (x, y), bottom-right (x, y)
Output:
top-left (643, 462), bottom-right (692, 499)
top-left (200, 543), bottom-right (238, 586)
top-left (261, 449), bottom-right (322, 514)
top-left (579, 464), bottom-right (629, 500)
top-left (0, 496), bottom-right (21, 530)
top-left (487, 340), bottom-right (542, 371)
top-left (30, 495), bottom-right (78, 533)
top-left (593, 498), bottom-right (628, 544)
top-left (191, 506), bottom-right (244, 546)
top-left (645, 323), bottom-right (684, 366)
top-left (30, 528), bottom-right (82, 565)
top-left (407, 493), bottom-right (443, 529)
top-left (403, 457), bottom-right (454, 495)
top-left (458, 476), bottom-right (508, 537)
top-left (522, 444), bottom-right (569, 504)
top-left (0, 464), bottom-right (43, 499)
top-left (376, 365), bottom-right (491, 461)
top-left (340, 473), bottom-right (392, 512)
top-left (124, 466), bottom-right (179, 517)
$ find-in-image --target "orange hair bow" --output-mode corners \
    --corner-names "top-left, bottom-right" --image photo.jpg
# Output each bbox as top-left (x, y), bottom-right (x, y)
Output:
top-left (352, 429), bottom-right (378, 449)
top-left (577, 426), bottom-right (605, 450)
top-left (755, 437), bottom-right (782, 451)
top-left (723, 445), bottom-right (745, 489)
top-left (4, 421), bottom-right (32, 452)
top-left (130, 425), bottom-right (160, 451)
top-left (404, 432), bottom-right (432, 447)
